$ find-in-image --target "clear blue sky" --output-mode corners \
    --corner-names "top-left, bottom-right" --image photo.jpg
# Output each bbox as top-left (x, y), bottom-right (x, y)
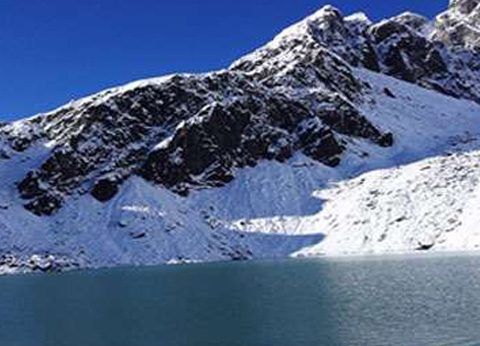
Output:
top-left (1, 0), bottom-right (447, 120)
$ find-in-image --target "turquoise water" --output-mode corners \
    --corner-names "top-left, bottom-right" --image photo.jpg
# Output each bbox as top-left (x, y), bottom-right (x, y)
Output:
top-left (1, 255), bottom-right (480, 346)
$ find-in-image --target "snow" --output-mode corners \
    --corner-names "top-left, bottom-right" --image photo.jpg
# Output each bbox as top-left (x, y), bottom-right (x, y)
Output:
top-left (2, 67), bottom-right (480, 273)
top-left (345, 12), bottom-right (371, 24)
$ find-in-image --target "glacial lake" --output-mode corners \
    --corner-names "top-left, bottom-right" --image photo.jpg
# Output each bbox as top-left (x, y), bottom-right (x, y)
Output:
top-left (1, 255), bottom-right (480, 346)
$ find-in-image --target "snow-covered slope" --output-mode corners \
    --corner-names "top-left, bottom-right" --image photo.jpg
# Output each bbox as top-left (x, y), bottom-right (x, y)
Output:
top-left (2, 1), bottom-right (480, 273)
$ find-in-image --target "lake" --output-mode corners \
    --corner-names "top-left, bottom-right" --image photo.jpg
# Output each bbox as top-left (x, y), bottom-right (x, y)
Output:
top-left (1, 254), bottom-right (480, 346)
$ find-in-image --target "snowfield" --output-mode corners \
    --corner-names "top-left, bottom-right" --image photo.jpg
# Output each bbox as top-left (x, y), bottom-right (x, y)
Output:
top-left (2, 68), bottom-right (480, 273)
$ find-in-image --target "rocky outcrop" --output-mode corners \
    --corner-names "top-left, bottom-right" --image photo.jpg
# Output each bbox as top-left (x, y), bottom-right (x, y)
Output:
top-left (9, 63), bottom-right (391, 215)
top-left (435, 0), bottom-right (480, 48)
top-left (140, 97), bottom-right (369, 194)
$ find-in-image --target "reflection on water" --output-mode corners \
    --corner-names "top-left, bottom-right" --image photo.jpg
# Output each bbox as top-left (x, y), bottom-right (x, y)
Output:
top-left (1, 254), bottom-right (480, 346)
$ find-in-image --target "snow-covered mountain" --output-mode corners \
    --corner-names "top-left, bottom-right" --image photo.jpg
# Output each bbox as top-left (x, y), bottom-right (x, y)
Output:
top-left (2, 0), bottom-right (480, 273)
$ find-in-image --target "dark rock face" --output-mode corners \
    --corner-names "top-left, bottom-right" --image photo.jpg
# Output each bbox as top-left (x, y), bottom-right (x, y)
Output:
top-left (6, 2), bottom-right (480, 215)
top-left (24, 193), bottom-right (63, 216)
top-left (140, 90), bottom-right (387, 193)
top-left (299, 125), bottom-right (343, 167)
top-left (91, 178), bottom-right (120, 202)
top-left (370, 20), bottom-right (449, 83)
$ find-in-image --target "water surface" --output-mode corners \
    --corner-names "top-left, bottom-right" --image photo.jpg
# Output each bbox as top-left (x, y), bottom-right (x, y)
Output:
top-left (1, 255), bottom-right (480, 346)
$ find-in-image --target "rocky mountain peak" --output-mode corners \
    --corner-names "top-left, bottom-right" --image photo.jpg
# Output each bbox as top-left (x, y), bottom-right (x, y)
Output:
top-left (262, 5), bottom-right (345, 45)
top-left (291, 5), bottom-right (346, 28)
top-left (391, 12), bottom-right (430, 33)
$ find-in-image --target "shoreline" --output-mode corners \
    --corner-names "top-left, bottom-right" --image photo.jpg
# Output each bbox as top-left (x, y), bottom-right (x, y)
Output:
top-left (3, 248), bottom-right (480, 277)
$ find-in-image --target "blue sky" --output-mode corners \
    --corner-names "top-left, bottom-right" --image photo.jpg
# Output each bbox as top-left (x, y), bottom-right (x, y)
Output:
top-left (0, 1), bottom-right (446, 120)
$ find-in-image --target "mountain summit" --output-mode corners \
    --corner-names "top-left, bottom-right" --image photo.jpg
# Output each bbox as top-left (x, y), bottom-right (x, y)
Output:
top-left (1, 1), bottom-right (480, 273)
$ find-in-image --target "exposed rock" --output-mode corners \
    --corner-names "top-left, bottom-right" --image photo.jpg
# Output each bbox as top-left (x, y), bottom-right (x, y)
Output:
top-left (416, 242), bottom-right (436, 251)
top-left (28, 254), bottom-right (56, 272)
top-left (92, 177), bottom-right (121, 202)
top-left (370, 19), bottom-right (448, 83)
top-left (392, 12), bottom-right (430, 32)
top-left (435, 0), bottom-right (480, 48)
top-left (450, 0), bottom-right (480, 14)
top-left (130, 231), bottom-right (147, 240)
top-left (24, 193), bottom-right (63, 216)
top-left (383, 87), bottom-right (396, 98)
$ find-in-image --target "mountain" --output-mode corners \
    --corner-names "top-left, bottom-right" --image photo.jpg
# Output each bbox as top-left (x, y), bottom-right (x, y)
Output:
top-left (1, 0), bottom-right (480, 273)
